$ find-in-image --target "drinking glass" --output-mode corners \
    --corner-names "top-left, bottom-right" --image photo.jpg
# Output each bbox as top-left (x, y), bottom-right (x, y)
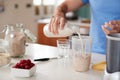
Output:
top-left (72, 36), bottom-right (92, 72)
top-left (57, 39), bottom-right (70, 58)
top-left (0, 39), bottom-right (11, 67)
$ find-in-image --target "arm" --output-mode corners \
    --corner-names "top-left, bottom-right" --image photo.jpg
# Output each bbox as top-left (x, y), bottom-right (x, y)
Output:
top-left (56, 0), bottom-right (84, 13)
top-left (49, 0), bottom-right (85, 34)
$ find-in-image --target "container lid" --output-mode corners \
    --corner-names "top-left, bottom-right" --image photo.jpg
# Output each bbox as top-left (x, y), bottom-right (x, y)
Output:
top-left (106, 33), bottom-right (120, 41)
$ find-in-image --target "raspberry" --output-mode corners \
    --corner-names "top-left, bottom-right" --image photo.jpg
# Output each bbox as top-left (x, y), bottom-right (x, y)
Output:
top-left (26, 59), bottom-right (31, 64)
top-left (13, 59), bottom-right (35, 69)
top-left (30, 63), bottom-right (35, 68)
top-left (20, 60), bottom-right (27, 64)
top-left (25, 65), bottom-right (31, 69)
top-left (13, 63), bottom-right (21, 68)
top-left (20, 64), bottom-right (25, 69)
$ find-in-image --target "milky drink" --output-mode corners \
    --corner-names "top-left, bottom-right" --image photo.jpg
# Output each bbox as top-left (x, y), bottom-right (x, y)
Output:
top-left (73, 53), bottom-right (91, 71)
top-left (72, 32), bottom-right (91, 72)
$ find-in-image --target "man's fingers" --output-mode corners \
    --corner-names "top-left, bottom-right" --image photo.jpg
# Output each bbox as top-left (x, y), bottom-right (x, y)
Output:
top-left (109, 20), bottom-right (120, 25)
top-left (102, 26), bottom-right (110, 34)
top-left (53, 17), bottom-right (60, 34)
top-left (49, 17), bottom-right (54, 32)
top-left (102, 25), bottom-right (118, 35)
top-left (109, 30), bottom-right (118, 33)
top-left (104, 22), bottom-right (114, 29)
top-left (48, 15), bottom-right (66, 34)
top-left (60, 17), bottom-right (66, 30)
top-left (51, 17), bottom-right (55, 33)
top-left (116, 20), bottom-right (120, 25)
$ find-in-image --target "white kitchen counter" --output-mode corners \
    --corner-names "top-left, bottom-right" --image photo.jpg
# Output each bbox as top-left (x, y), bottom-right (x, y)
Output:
top-left (0, 43), bottom-right (105, 80)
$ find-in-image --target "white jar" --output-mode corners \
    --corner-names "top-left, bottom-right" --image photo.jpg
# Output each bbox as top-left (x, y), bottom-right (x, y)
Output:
top-left (43, 24), bottom-right (74, 37)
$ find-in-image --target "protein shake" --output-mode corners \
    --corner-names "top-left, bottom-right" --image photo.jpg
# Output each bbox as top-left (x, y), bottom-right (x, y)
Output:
top-left (73, 53), bottom-right (91, 72)
top-left (72, 35), bottom-right (92, 72)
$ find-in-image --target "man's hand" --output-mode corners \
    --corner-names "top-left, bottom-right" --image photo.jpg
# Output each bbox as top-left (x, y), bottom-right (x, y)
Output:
top-left (102, 20), bottom-right (120, 34)
top-left (48, 0), bottom-right (84, 35)
top-left (49, 5), bottom-right (67, 35)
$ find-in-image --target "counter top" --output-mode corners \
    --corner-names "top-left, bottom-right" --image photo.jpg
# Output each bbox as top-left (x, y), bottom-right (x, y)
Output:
top-left (0, 43), bottom-right (105, 80)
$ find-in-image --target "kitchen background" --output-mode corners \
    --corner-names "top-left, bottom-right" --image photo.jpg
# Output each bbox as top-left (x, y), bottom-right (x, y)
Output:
top-left (0, 0), bottom-right (90, 42)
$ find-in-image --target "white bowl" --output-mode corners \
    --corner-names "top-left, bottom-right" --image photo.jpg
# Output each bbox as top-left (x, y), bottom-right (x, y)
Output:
top-left (11, 65), bottom-right (36, 77)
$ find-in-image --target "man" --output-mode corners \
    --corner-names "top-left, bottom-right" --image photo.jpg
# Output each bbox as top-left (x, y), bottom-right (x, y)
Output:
top-left (49, 0), bottom-right (120, 54)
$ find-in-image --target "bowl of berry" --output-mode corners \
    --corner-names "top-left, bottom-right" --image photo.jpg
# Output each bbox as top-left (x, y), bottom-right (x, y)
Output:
top-left (11, 59), bottom-right (36, 77)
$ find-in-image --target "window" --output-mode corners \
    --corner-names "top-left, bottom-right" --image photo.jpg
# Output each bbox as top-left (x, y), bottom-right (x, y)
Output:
top-left (33, 0), bottom-right (64, 17)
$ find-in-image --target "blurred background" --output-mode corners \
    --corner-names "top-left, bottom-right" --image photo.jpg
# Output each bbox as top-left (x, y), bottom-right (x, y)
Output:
top-left (0, 0), bottom-right (90, 46)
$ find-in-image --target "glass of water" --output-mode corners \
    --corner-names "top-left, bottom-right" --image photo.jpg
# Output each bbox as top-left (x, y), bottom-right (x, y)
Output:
top-left (57, 39), bottom-right (70, 58)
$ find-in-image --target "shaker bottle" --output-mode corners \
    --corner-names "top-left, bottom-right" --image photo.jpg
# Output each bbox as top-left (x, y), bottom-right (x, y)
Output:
top-left (72, 36), bottom-right (92, 72)
top-left (106, 33), bottom-right (120, 73)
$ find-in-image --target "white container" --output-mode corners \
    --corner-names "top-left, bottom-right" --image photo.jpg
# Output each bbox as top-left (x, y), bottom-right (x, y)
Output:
top-left (43, 24), bottom-right (74, 37)
top-left (11, 65), bottom-right (36, 77)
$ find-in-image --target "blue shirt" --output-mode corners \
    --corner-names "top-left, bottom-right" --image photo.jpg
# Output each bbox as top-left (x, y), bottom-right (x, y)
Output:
top-left (82, 0), bottom-right (120, 54)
